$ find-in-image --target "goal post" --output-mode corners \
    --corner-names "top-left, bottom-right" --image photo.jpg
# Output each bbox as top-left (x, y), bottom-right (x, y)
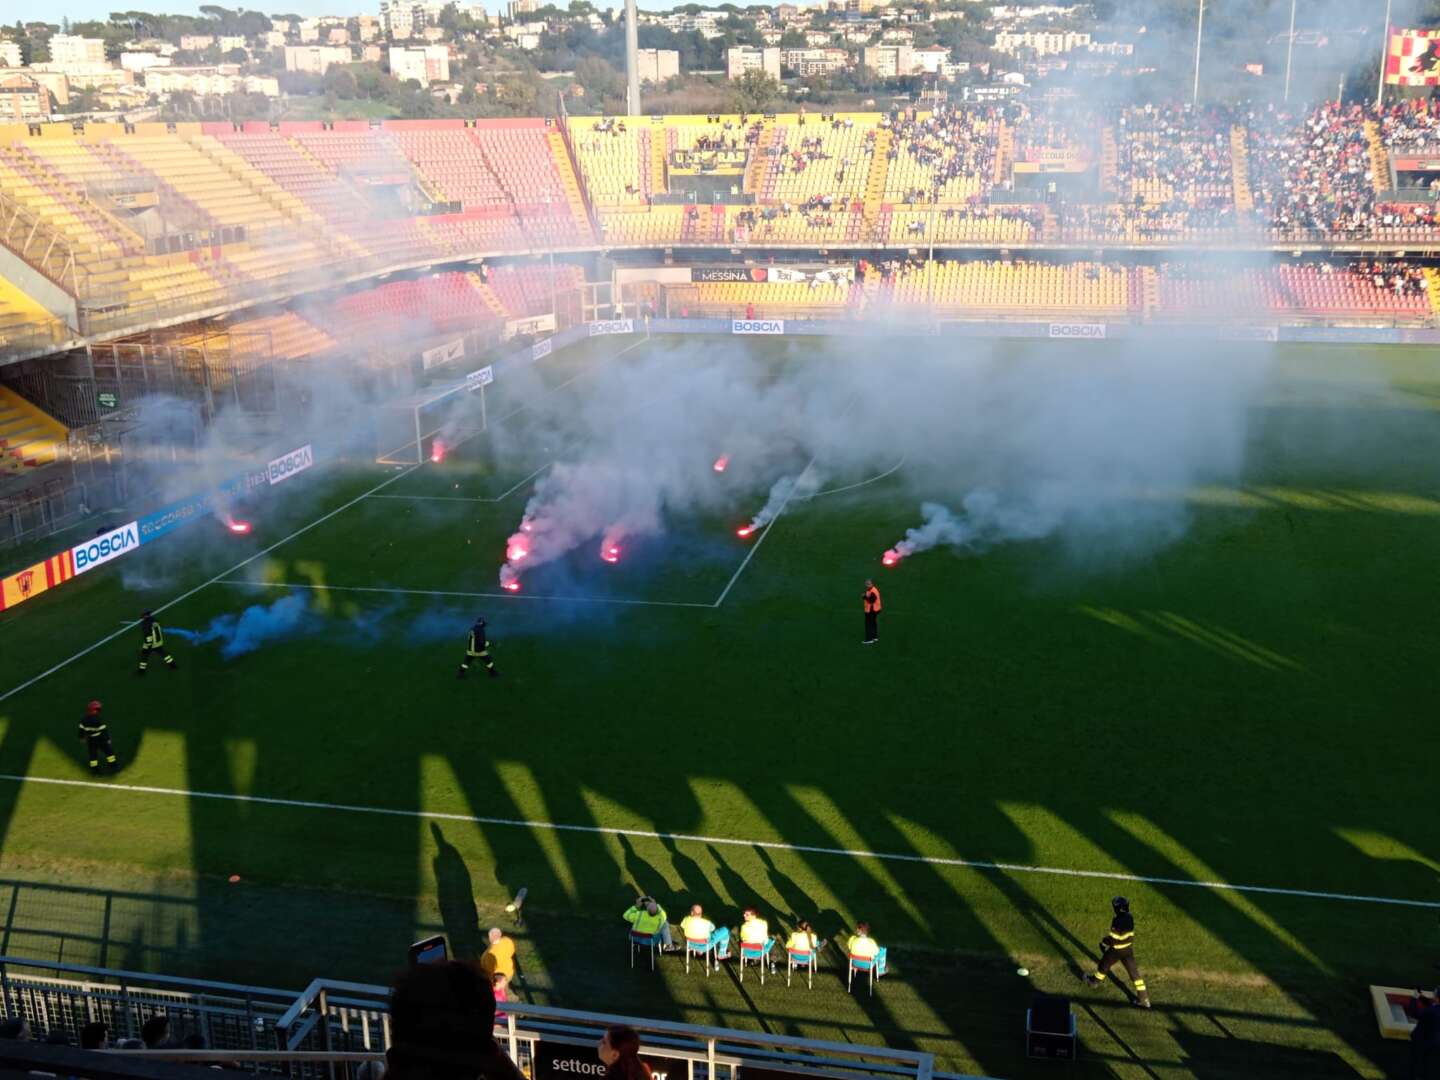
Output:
top-left (375, 367), bottom-right (491, 465)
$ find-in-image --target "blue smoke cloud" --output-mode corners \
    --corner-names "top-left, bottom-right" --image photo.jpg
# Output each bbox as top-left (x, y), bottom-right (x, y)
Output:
top-left (168, 593), bottom-right (321, 659)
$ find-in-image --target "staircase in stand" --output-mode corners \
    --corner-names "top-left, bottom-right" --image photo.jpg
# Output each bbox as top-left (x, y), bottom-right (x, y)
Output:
top-left (861, 129), bottom-right (891, 243)
top-left (1230, 125), bottom-right (1254, 212)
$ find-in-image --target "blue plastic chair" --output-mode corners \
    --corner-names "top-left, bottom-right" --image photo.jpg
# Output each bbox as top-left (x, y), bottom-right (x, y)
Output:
top-left (629, 928), bottom-right (664, 971)
top-left (739, 938), bottom-right (775, 983)
top-left (786, 947), bottom-right (817, 989)
top-left (847, 948), bottom-right (886, 995)
top-left (684, 936), bottom-right (714, 975)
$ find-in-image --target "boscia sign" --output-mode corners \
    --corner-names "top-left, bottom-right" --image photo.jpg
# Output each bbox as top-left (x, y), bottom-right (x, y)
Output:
top-left (1048, 322), bottom-right (1106, 339)
top-left (732, 319), bottom-right (784, 335)
top-left (267, 444), bottom-right (315, 485)
top-left (71, 520), bottom-right (140, 575)
top-left (588, 319), bottom-right (635, 336)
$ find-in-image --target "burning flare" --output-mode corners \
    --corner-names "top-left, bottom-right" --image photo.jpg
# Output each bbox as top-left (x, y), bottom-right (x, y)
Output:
top-left (881, 549), bottom-right (899, 567)
top-left (713, 455), bottom-right (730, 473)
top-left (226, 518), bottom-right (252, 535)
top-left (601, 543), bottom-right (621, 564)
top-left (736, 525), bottom-right (755, 538)
top-left (430, 439), bottom-right (446, 464)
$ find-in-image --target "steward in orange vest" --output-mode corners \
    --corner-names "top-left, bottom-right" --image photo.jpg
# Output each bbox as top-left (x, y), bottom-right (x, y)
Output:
top-left (863, 580), bottom-right (881, 645)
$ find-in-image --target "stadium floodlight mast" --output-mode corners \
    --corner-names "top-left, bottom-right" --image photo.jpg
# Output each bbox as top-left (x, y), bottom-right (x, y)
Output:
top-left (625, 0), bottom-right (641, 116)
top-left (1191, 0), bottom-right (1205, 104)
top-left (1283, 0), bottom-right (1296, 101)
top-left (1375, 0), bottom-right (1393, 108)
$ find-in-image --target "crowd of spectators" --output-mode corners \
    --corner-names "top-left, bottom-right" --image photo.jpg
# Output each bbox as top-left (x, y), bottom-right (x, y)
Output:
top-left (1115, 104), bottom-right (1235, 203)
top-left (883, 105), bottom-right (1001, 202)
top-left (1246, 102), bottom-right (1378, 236)
top-left (1378, 99), bottom-right (1440, 150)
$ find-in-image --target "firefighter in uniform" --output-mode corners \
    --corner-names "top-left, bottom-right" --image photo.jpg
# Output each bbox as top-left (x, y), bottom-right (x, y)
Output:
top-left (77, 700), bottom-right (117, 774)
top-left (136, 610), bottom-right (177, 676)
top-left (457, 616), bottom-right (499, 679)
top-left (862, 580), bottom-right (881, 644)
top-left (1083, 896), bottom-right (1151, 1007)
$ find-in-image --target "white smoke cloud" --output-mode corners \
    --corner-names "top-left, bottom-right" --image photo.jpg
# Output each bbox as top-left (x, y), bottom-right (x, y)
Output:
top-left (487, 332), bottom-right (1273, 587)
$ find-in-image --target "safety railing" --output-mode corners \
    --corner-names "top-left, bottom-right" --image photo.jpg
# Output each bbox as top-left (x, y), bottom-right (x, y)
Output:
top-left (0, 958), bottom-right (992, 1080)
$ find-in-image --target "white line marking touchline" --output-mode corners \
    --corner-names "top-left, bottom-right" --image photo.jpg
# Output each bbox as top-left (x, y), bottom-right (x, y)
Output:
top-left (216, 579), bottom-right (715, 609)
top-left (1, 774), bottom-right (1434, 909)
top-left (0, 465), bottom-right (421, 704)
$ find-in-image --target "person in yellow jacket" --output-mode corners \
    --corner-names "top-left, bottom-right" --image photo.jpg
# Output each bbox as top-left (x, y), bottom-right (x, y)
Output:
top-left (846, 922), bottom-right (887, 976)
top-left (785, 920), bottom-right (819, 955)
top-left (623, 895), bottom-right (678, 951)
top-left (679, 904), bottom-right (730, 958)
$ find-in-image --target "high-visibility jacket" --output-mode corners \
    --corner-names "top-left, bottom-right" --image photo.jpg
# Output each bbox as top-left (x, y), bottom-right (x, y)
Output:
top-left (624, 903), bottom-right (668, 936)
top-left (141, 620), bottom-right (164, 649)
top-left (680, 915), bottom-right (714, 942)
top-left (847, 933), bottom-right (879, 959)
top-left (78, 717), bottom-right (108, 738)
top-left (864, 586), bottom-right (882, 613)
top-left (786, 930), bottom-right (818, 953)
top-left (740, 917), bottom-right (769, 945)
top-left (467, 626), bottom-right (489, 654)
top-left (1103, 912), bottom-right (1135, 951)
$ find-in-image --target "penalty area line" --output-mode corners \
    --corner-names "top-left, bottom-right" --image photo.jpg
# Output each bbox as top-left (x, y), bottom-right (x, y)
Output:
top-left (0, 464), bottom-right (422, 705)
top-left (0, 773), bottom-right (1435, 910)
top-left (367, 462), bottom-right (552, 505)
top-left (215, 579), bottom-right (716, 610)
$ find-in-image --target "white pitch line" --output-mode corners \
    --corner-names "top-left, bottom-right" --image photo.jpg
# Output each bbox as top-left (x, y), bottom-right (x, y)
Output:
top-left (797, 455), bottom-right (908, 501)
top-left (368, 462), bottom-right (552, 504)
top-left (1, 773), bottom-right (1435, 911)
top-left (216, 579), bottom-right (715, 610)
top-left (712, 453), bottom-right (821, 609)
top-left (0, 465), bottom-right (421, 704)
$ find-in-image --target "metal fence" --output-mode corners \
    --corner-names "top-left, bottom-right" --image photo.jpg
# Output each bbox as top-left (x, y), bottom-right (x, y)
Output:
top-left (0, 958), bottom-right (990, 1080)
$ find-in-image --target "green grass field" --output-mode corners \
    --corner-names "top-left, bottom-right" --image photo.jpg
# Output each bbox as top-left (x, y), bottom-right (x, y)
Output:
top-left (1, 333), bottom-right (1437, 1079)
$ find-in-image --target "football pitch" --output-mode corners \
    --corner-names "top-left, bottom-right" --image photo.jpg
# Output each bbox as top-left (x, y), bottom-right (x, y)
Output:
top-left (1, 332), bottom-right (1438, 1079)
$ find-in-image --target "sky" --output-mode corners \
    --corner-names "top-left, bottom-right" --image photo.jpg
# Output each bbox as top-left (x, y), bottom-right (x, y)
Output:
top-left (9, 0), bottom-right (402, 21)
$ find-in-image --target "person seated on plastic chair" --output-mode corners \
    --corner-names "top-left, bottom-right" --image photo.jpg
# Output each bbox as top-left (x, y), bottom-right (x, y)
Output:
top-left (847, 922), bottom-right (887, 977)
top-left (739, 907), bottom-right (776, 962)
top-left (623, 895), bottom-right (679, 952)
top-left (680, 904), bottom-right (731, 959)
top-left (786, 920), bottom-right (819, 956)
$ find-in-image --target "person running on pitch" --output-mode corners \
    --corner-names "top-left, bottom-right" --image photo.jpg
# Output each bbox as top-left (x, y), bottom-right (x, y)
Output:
top-left (457, 616), bottom-right (499, 679)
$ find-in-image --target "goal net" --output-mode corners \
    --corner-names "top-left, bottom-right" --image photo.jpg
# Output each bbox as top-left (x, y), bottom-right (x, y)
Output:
top-left (375, 372), bottom-right (491, 466)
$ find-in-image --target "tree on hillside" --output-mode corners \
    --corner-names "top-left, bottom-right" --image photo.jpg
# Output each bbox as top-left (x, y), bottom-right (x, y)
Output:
top-left (729, 67), bottom-right (778, 112)
top-left (575, 54), bottom-right (624, 101)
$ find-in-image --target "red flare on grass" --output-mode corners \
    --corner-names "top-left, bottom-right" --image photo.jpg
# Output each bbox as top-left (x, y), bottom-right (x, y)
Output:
top-left (736, 525), bottom-right (754, 538)
top-left (601, 544), bottom-right (621, 564)
top-left (713, 455), bottom-right (730, 473)
top-left (881, 549), bottom-right (900, 567)
top-left (507, 543), bottom-right (529, 562)
top-left (226, 519), bottom-right (252, 535)
top-left (430, 439), bottom-right (446, 463)
top-left (503, 580), bottom-right (521, 592)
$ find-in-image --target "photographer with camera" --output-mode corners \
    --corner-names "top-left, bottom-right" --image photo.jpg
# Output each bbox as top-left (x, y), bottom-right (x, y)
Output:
top-left (622, 895), bottom-right (678, 952)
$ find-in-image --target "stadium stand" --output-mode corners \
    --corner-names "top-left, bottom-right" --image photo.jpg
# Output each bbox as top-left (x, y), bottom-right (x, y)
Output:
top-left (878, 258), bottom-right (1133, 316)
top-left (0, 277), bottom-right (65, 354)
top-left (484, 263), bottom-right (585, 318)
top-left (0, 384), bottom-right (65, 472)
